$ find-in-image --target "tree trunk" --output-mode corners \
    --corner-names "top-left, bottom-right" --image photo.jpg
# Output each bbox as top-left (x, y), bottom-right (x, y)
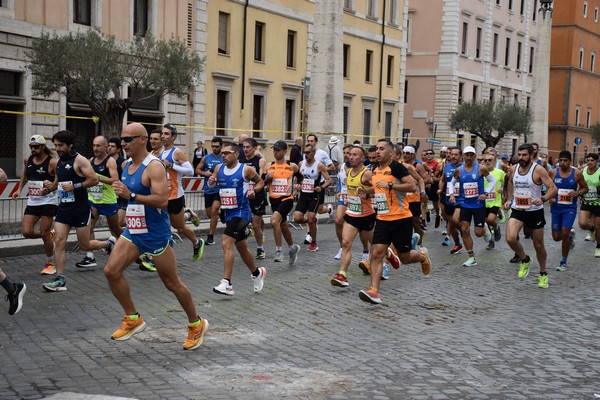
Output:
top-left (90, 99), bottom-right (128, 137)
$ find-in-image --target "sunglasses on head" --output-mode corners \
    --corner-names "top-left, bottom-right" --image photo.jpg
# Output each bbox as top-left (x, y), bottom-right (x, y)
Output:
top-left (121, 135), bottom-right (143, 143)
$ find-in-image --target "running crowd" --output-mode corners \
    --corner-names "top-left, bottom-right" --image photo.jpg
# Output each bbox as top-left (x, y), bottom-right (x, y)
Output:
top-left (1, 125), bottom-right (599, 351)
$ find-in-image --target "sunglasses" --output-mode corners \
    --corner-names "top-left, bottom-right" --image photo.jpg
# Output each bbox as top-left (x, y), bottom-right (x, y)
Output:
top-left (425, 152), bottom-right (434, 155)
top-left (121, 135), bottom-right (144, 143)
top-left (211, 145), bottom-right (221, 148)
top-left (303, 151), bottom-right (314, 155)
top-left (403, 152), bottom-right (413, 155)
top-left (483, 159), bottom-right (494, 162)
top-left (29, 144), bottom-right (41, 149)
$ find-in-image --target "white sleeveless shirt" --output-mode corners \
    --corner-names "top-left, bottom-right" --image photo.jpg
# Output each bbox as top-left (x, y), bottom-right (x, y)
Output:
top-left (511, 163), bottom-right (543, 211)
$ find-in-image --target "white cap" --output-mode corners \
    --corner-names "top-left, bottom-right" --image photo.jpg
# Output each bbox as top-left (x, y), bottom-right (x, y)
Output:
top-left (463, 146), bottom-right (476, 154)
top-left (404, 145), bottom-right (415, 154)
top-left (440, 146), bottom-right (448, 152)
top-left (328, 136), bottom-right (340, 144)
top-left (30, 135), bottom-right (46, 145)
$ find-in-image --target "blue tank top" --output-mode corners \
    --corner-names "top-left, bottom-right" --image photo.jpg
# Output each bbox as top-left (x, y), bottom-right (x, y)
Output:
top-left (458, 163), bottom-right (485, 209)
top-left (443, 162), bottom-right (462, 206)
top-left (217, 163), bottom-right (251, 222)
top-left (552, 168), bottom-right (578, 210)
top-left (203, 153), bottom-right (224, 194)
top-left (122, 155), bottom-right (171, 241)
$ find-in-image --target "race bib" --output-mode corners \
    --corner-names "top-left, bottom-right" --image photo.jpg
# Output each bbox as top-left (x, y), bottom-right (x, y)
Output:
top-left (583, 187), bottom-right (598, 201)
top-left (271, 178), bottom-right (288, 196)
top-left (446, 182), bottom-right (460, 196)
top-left (340, 188), bottom-right (348, 205)
top-left (347, 195), bottom-right (362, 215)
top-left (126, 204), bottom-right (148, 234)
top-left (88, 183), bottom-right (103, 201)
top-left (58, 181), bottom-right (75, 203)
top-left (557, 188), bottom-right (573, 205)
top-left (219, 188), bottom-right (238, 209)
top-left (514, 189), bottom-right (531, 209)
top-left (27, 181), bottom-right (44, 197)
top-left (301, 178), bottom-right (315, 193)
top-left (463, 182), bottom-right (479, 198)
top-left (374, 193), bottom-right (389, 214)
top-left (486, 191), bottom-right (496, 201)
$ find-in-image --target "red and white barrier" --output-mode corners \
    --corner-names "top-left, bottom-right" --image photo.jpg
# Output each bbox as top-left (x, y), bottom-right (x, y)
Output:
top-left (0, 180), bottom-right (22, 199)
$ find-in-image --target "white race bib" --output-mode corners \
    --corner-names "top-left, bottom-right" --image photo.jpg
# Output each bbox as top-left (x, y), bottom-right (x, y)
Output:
top-left (514, 189), bottom-right (532, 209)
top-left (301, 178), bottom-right (315, 193)
top-left (374, 193), bottom-right (389, 214)
top-left (557, 188), bottom-right (573, 205)
top-left (126, 204), bottom-right (148, 234)
top-left (463, 182), bottom-right (479, 198)
top-left (339, 188), bottom-right (348, 205)
top-left (88, 183), bottom-right (103, 201)
top-left (219, 188), bottom-right (238, 209)
top-left (346, 195), bottom-right (362, 215)
top-left (27, 181), bottom-right (44, 197)
top-left (58, 181), bottom-right (75, 203)
top-left (271, 178), bottom-right (288, 196)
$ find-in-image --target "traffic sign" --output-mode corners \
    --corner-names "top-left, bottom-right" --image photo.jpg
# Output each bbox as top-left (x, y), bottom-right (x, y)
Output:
top-left (574, 137), bottom-right (582, 145)
top-left (426, 138), bottom-right (441, 144)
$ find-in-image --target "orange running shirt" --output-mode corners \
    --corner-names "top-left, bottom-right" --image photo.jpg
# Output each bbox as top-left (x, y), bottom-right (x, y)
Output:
top-left (372, 160), bottom-right (412, 221)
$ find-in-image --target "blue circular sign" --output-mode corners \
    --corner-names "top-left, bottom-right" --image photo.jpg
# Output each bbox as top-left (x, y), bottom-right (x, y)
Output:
top-left (575, 137), bottom-right (582, 145)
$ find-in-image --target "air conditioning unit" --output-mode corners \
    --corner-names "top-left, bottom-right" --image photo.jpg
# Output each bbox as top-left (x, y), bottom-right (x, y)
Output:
top-left (426, 117), bottom-right (434, 124)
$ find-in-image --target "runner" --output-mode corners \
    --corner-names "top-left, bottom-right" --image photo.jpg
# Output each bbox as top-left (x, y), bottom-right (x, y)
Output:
top-left (43, 130), bottom-right (115, 292)
top-left (107, 137), bottom-right (127, 228)
top-left (105, 123), bottom-right (208, 350)
top-left (482, 152), bottom-right (506, 250)
top-left (358, 139), bottom-right (432, 305)
top-left (424, 148), bottom-right (441, 228)
top-left (76, 135), bottom-right (123, 269)
top-left (159, 123), bottom-right (205, 262)
top-left (402, 146), bottom-right (428, 247)
top-left (239, 137), bottom-right (268, 259)
top-left (264, 140), bottom-right (301, 264)
top-left (207, 142), bottom-right (267, 296)
top-left (0, 267), bottom-right (26, 315)
top-left (333, 144), bottom-right (353, 260)
top-left (448, 146), bottom-right (496, 266)
top-left (438, 146), bottom-right (464, 254)
top-left (196, 137), bottom-right (224, 245)
top-left (578, 153), bottom-right (600, 257)
top-left (149, 129), bottom-right (163, 157)
top-left (504, 143), bottom-right (557, 288)
top-left (12, 135), bottom-right (58, 275)
top-left (294, 144), bottom-right (332, 252)
top-left (330, 145), bottom-right (376, 287)
top-left (549, 151), bottom-right (588, 270)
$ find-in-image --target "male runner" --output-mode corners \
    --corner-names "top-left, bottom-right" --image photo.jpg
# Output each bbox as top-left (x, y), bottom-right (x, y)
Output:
top-left (482, 152), bottom-right (506, 250)
top-left (333, 144), bottom-right (352, 260)
top-left (107, 137), bottom-right (127, 227)
top-left (578, 153), bottom-right (600, 257)
top-left (196, 137), bottom-right (224, 245)
top-left (438, 146), bottom-right (464, 253)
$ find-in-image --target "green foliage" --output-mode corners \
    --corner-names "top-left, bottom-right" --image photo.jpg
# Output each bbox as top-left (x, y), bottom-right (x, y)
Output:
top-left (448, 100), bottom-right (531, 148)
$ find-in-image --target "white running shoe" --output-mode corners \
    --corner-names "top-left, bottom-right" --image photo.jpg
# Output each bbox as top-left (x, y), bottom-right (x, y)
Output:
top-left (304, 234), bottom-right (312, 244)
top-left (334, 247), bottom-right (343, 260)
top-left (483, 224), bottom-right (493, 242)
top-left (252, 267), bottom-right (266, 292)
top-left (462, 257), bottom-right (478, 267)
top-left (361, 252), bottom-right (370, 262)
top-left (288, 244), bottom-right (300, 265)
top-left (213, 279), bottom-right (234, 296)
top-left (274, 250), bottom-right (284, 262)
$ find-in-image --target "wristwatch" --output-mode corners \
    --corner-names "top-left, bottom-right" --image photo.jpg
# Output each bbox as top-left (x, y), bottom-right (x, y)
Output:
top-left (130, 192), bottom-right (137, 201)
top-left (388, 182), bottom-right (394, 190)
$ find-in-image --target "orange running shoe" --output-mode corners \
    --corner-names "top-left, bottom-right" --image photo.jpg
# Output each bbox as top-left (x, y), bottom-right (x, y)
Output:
top-left (183, 318), bottom-right (209, 350)
top-left (111, 315), bottom-right (146, 341)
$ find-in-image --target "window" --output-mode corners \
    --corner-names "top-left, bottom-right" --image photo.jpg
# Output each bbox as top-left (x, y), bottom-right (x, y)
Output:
top-left (216, 89), bottom-right (229, 136)
top-left (508, 0), bottom-right (513, 11)
top-left (284, 99), bottom-right (296, 140)
top-left (343, 44), bottom-right (350, 78)
top-left (516, 41), bottom-right (522, 70)
top-left (365, 50), bottom-right (373, 82)
top-left (254, 22), bottom-right (264, 62)
top-left (520, 0), bottom-right (525, 15)
top-left (493, 33), bottom-right (499, 63)
top-left (343, 106), bottom-right (349, 135)
top-left (595, 7), bottom-right (599, 22)
top-left (384, 111), bottom-right (392, 139)
top-left (252, 95), bottom-right (264, 138)
top-left (584, 2), bottom-right (588, 18)
top-left (367, 0), bottom-right (377, 18)
top-left (472, 85), bottom-right (479, 101)
top-left (133, 0), bottom-right (148, 37)
top-left (505, 37), bottom-right (511, 67)
top-left (476, 27), bottom-right (482, 58)
top-left (514, 93), bottom-right (519, 105)
top-left (495, 0), bottom-right (500, 6)
top-left (575, 105), bottom-right (581, 126)
top-left (458, 82), bottom-right (464, 104)
top-left (533, 0), bottom-right (537, 21)
top-left (386, 55), bottom-right (394, 86)
top-left (587, 108), bottom-right (592, 128)
top-left (529, 46), bottom-right (535, 73)
top-left (490, 88), bottom-right (496, 102)
top-left (218, 12), bottom-right (229, 54)
top-left (0, 70), bottom-right (20, 96)
top-left (344, 0), bottom-right (354, 10)
top-left (287, 30), bottom-right (296, 68)
top-left (579, 47), bottom-right (584, 69)
top-left (591, 52), bottom-right (596, 72)
top-left (461, 22), bottom-right (469, 55)
top-left (526, 96), bottom-right (531, 108)
top-left (388, 0), bottom-right (398, 24)
top-left (404, 80), bottom-right (408, 103)
top-left (401, 128), bottom-right (410, 146)
top-left (73, 0), bottom-right (91, 25)
top-left (363, 108), bottom-right (372, 144)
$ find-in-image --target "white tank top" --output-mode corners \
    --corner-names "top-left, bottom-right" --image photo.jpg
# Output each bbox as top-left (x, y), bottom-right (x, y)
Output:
top-left (300, 160), bottom-right (321, 193)
top-left (511, 163), bottom-right (543, 211)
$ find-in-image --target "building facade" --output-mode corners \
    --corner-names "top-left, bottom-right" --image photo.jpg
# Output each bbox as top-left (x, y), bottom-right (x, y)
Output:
top-left (548, 0), bottom-right (600, 163)
top-left (404, 0), bottom-right (539, 155)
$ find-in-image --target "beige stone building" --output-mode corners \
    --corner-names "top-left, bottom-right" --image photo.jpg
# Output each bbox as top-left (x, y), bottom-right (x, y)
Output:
top-left (404, 0), bottom-right (539, 155)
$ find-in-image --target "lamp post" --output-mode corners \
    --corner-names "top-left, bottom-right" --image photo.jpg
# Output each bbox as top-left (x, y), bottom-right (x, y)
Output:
top-left (530, 0), bottom-right (553, 150)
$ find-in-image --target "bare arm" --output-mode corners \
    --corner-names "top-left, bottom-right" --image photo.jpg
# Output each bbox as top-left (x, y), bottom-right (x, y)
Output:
top-left (11, 159), bottom-right (28, 199)
top-left (99, 157), bottom-right (119, 185)
top-left (537, 167), bottom-right (557, 204)
top-left (318, 162), bottom-right (332, 190)
top-left (575, 170), bottom-right (589, 196)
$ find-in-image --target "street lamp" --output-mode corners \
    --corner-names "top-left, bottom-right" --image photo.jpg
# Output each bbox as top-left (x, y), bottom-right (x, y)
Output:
top-left (539, 0), bottom-right (553, 19)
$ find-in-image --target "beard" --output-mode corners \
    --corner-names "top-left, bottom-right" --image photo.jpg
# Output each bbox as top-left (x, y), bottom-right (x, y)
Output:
top-left (518, 160), bottom-right (529, 168)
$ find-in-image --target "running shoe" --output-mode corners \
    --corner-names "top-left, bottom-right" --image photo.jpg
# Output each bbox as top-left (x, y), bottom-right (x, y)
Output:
top-left (41, 262), bottom-right (56, 275)
top-left (486, 240), bottom-right (495, 250)
top-left (213, 279), bottom-right (234, 296)
top-left (450, 244), bottom-right (463, 255)
top-left (111, 315), bottom-right (146, 341)
top-left (595, 247), bottom-right (600, 258)
top-left (381, 264), bottom-right (390, 280)
top-left (288, 244), bottom-right (300, 265)
top-left (442, 228), bottom-right (448, 235)
top-left (106, 236), bottom-right (116, 254)
top-left (183, 318), bottom-right (209, 350)
top-left (483, 225), bottom-right (492, 242)
top-left (361, 252), bottom-right (370, 262)
top-left (304, 234), bottom-right (312, 244)
top-left (192, 238), bottom-right (205, 261)
top-left (359, 287), bottom-right (382, 304)
top-left (358, 260), bottom-right (371, 275)
top-left (494, 226), bottom-right (502, 242)
top-left (331, 273), bottom-right (349, 287)
top-left (42, 275), bottom-right (67, 292)
top-left (186, 208), bottom-right (201, 227)
top-left (274, 250), bottom-right (284, 262)
top-left (442, 236), bottom-right (451, 246)
top-left (537, 274), bottom-right (549, 289)
top-left (386, 248), bottom-right (401, 270)
top-left (584, 230), bottom-right (595, 241)
top-left (6, 282), bottom-right (26, 315)
top-left (308, 242), bottom-right (319, 252)
top-left (420, 219), bottom-right (427, 231)
top-left (246, 225), bottom-right (255, 238)
top-left (569, 229), bottom-right (576, 250)
top-left (411, 233), bottom-right (421, 251)
top-left (328, 203), bottom-right (335, 219)
top-left (426, 210), bottom-right (431, 223)
top-left (138, 256), bottom-right (156, 272)
top-left (462, 257), bottom-right (478, 267)
top-left (420, 247), bottom-right (431, 276)
top-left (434, 214), bottom-right (441, 228)
top-left (206, 235), bottom-right (216, 245)
top-left (252, 267), bottom-right (266, 293)
top-left (518, 256), bottom-right (531, 279)
top-left (509, 253), bottom-right (521, 263)
top-left (256, 248), bottom-right (266, 260)
top-left (76, 256), bottom-right (97, 269)
top-left (498, 209), bottom-right (507, 224)
top-left (556, 261), bottom-right (567, 272)
top-left (334, 248), bottom-right (343, 260)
